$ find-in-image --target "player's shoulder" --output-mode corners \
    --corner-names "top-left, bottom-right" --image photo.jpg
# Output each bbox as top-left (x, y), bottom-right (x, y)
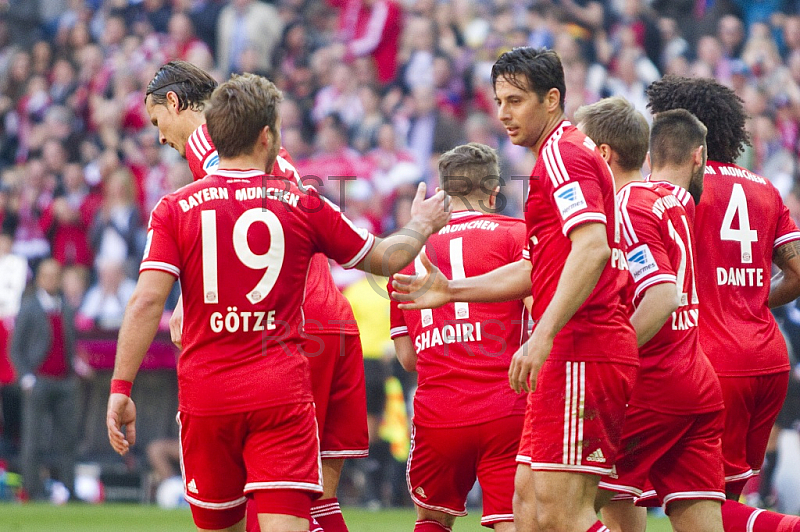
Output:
top-left (551, 122), bottom-right (600, 158)
top-left (705, 160), bottom-right (772, 190)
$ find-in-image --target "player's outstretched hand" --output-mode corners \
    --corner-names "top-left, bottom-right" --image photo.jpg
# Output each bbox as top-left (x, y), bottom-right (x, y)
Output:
top-left (508, 336), bottom-right (552, 393)
top-left (107, 393), bottom-right (137, 455)
top-left (392, 252), bottom-right (450, 310)
top-left (410, 182), bottom-right (452, 236)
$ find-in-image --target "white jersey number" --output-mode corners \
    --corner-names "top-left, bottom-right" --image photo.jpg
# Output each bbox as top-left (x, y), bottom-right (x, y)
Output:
top-left (415, 237), bottom-right (469, 326)
top-left (667, 215), bottom-right (699, 306)
top-left (201, 208), bottom-right (285, 304)
top-left (720, 183), bottom-right (758, 264)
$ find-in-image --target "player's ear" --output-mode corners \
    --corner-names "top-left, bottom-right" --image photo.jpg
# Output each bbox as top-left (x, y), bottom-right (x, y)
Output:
top-left (691, 145), bottom-right (705, 169)
top-left (166, 91), bottom-right (181, 113)
top-left (545, 88), bottom-right (561, 113)
top-left (645, 151), bottom-right (652, 171)
top-left (597, 144), bottom-right (612, 163)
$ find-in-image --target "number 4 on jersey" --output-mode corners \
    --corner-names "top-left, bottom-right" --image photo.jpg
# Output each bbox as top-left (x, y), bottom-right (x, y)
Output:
top-left (720, 183), bottom-right (758, 264)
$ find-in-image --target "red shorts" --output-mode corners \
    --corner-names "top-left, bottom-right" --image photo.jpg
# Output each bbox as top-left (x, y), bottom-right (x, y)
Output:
top-left (718, 372), bottom-right (790, 486)
top-left (407, 416), bottom-right (524, 528)
top-left (305, 333), bottom-right (369, 459)
top-left (519, 359), bottom-right (637, 475)
top-left (598, 406), bottom-right (725, 510)
top-left (178, 403), bottom-right (322, 529)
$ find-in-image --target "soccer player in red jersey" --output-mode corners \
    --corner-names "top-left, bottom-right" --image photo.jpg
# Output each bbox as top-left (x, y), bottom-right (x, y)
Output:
top-left (646, 76), bottom-right (800, 532)
top-left (389, 143), bottom-right (529, 532)
top-left (144, 61), bottom-right (367, 532)
top-left (107, 74), bottom-right (451, 532)
top-left (393, 48), bottom-right (638, 532)
top-left (576, 98), bottom-right (726, 532)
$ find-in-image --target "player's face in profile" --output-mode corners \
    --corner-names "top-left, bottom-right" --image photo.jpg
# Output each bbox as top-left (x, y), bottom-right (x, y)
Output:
top-left (145, 93), bottom-right (187, 157)
top-left (494, 75), bottom-right (549, 149)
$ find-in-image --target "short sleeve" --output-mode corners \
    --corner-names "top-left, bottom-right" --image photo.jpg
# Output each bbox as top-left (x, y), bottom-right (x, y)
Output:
top-left (304, 189), bottom-right (376, 269)
top-left (621, 191), bottom-right (677, 304)
top-left (542, 140), bottom-right (608, 237)
top-left (140, 197), bottom-right (181, 278)
top-left (388, 277), bottom-right (408, 339)
top-left (774, 200), bottom-right (800, 249)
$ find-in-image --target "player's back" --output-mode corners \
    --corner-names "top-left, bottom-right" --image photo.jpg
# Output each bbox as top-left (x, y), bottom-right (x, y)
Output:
top-left (619, 181), bottom-right (722, 414)
top-left (390, 211), bottom-right (527, 427)
top-left (143, 169), bottom-right (373, 415)
top-left (185, 124), bottom-right (359, 336)
top-left (696, 161), bottom-right (800, 375)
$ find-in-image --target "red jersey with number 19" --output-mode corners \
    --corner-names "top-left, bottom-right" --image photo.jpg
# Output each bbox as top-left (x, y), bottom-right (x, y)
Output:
top-left (524, 121), bottom-right (637, 364)
top-left (388, 211), bottom-right (528, 428)
top-left (618, 181), bottom-right (723, 414)
top-left (141, 170), bottom-right (374, 415)
top-left (184, 124), bottom-right (359, 336)
top-left (695, 161), bottom-right (800, 376)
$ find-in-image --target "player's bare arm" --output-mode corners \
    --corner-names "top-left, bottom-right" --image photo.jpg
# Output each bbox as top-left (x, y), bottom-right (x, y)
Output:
top-left (393, 336), bottom-right (417, 372)
top-left (356, 182), bottom-right (451, 276)
top-left (769, 240), bottom-right (800, 308)
top-left (107, 270), bottom-right (174, 456)
top-left (629, 282), bottom-right (680, 347)
top-left (392, 256), bottom-right (532, 310)
top-left (508, 222), bottom-right (610, 393)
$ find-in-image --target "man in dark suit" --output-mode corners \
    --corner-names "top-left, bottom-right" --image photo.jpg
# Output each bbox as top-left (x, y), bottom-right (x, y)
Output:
top-left (10, 258), bottom-right (79, 501)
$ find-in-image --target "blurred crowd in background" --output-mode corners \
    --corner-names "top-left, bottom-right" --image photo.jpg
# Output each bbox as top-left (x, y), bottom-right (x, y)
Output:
top-left (1, 0), bottom-right (800, 510)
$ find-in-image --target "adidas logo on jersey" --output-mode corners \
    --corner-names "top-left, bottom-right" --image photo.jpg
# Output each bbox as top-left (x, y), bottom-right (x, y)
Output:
top-left (187, 479), bottom-right (198, 494)
top-left (414, 487), bottom-right (428, 499)
top-left (586, 449), bottom-right (606, 463)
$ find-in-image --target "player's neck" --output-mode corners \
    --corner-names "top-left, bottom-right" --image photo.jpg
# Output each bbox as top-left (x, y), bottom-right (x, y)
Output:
top-left (182, 111), bottom-right (206, 140)
top-left (218, 152), bottom-right (273, 174)
top-left (450, 196), bottom-right (494, 214)
top-left (531, 112), bottom-right (567, 155)
top-left (650, 165), bottom-right (691, 191)
top-left (612, 168), bottom-right (643, 190)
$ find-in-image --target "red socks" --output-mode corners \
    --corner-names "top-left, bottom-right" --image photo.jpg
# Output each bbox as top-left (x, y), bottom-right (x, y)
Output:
top-left (722, 500), bottom-right (800, 531)
top-left (414, 520), bottom-right (452, 531)
top-left (310, 498), bottom-right (348, 532)
top-left (587, 521), bottom-right (611, 532)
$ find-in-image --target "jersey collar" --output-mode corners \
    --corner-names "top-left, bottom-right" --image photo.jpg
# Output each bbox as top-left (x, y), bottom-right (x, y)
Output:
top-left (538, 120), bottom-right (571, 156)
top-left (213, 169), bottom-right (265, 178)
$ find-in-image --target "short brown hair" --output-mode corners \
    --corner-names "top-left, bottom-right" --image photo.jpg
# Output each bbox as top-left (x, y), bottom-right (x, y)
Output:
top-left (438, 143), bottom-right (500, 199)
top-left (205, 73), bottom-right (283, 158)
top-left (649, 109), bottom-right (708, 169)
top-left (574, 97), bottom-right (649, 171)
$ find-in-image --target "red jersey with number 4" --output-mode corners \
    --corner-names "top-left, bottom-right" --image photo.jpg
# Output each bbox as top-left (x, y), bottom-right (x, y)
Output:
top-left (524, 121), bottom-right (637, 364)
top-left (388, 211), bottom-right (528, 428)
top-left (695, 161), bottom-right (800, 376)
top-left (141, 169), bottom-right (375, 415)
top-left (618, 181), bottom-right (723, 414)
top-left (184, 124), bottom-right (359, 336)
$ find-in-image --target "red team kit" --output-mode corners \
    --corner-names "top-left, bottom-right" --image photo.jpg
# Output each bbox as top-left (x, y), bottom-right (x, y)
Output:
top-left (147, 108), bottom-right (800, 526)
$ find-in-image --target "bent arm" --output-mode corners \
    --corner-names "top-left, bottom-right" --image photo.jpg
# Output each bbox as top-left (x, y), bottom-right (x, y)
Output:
top-left (450, 259), bottom-right (533, 303)
top-left (535, 223), bottom-right (610, 341)
top-left (630, 283), bottom-right (679, 347)
top-left (770, 240), bottom-right (800, 308)
top-left (112, 271), bottom-right (174, 383)
top-left (356, 221), bottom-right (436, 277)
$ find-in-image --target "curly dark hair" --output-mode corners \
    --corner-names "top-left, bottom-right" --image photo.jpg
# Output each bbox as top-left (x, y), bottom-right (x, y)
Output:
top-left (646, 75), bottom-right (750, 164)
top-left (491, 47), bottom-right (566, 111)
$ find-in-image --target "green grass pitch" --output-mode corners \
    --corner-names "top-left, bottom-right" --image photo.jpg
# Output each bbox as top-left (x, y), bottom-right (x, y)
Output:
top-left (0, 503), bottom-right (674, 531)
